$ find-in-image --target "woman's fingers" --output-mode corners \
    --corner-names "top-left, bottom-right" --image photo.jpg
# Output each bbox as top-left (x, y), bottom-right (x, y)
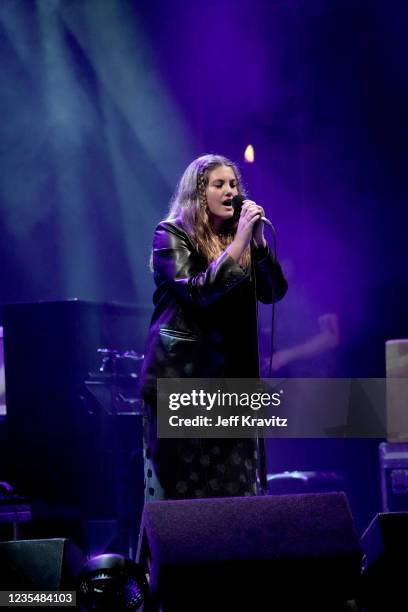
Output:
top-left (235, 200), bottom-right (265, 246)
top-left (241, 200), bottom-right (264, 219)
top-left (248, 210), bottom-right (262, 225)
top-left (241, 206), bottom-right (262, 224)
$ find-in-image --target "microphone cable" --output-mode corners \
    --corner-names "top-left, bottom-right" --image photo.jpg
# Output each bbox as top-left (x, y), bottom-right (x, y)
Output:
top-left (250, 220), bottom-right (279, 496)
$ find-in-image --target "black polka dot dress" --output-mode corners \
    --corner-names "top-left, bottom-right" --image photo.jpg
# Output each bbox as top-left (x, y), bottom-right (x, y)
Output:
top-left (143, 423), bottom-right (259, 500)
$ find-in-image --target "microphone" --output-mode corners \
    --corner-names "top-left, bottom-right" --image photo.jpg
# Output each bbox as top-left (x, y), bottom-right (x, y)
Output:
top-left (231, 194), bottom-right (275, 229)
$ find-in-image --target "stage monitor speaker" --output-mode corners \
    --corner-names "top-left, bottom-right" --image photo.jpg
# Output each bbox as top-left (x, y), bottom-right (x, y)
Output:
top-left (359, 512), bottom-right (408, 610)
top-left (0, 538), bottom-right (85, 591)
top-left (137, 492), bottom-right (362, 611)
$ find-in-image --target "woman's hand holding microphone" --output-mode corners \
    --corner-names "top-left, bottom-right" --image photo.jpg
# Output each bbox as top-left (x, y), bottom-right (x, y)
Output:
top-left (227, 199), bottom-right (267, 262)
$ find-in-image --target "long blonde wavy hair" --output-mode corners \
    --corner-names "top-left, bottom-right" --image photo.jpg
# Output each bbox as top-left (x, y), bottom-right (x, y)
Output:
top-left (166, 154), bottom-right (250, 267)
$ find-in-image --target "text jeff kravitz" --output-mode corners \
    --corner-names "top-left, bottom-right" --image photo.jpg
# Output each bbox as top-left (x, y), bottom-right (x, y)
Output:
top-left (168, 415), bottom-right (288, 427)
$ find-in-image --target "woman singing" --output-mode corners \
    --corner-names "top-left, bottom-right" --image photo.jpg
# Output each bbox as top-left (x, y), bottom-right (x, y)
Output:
top-left (139, 154), bottom-right (288, 500)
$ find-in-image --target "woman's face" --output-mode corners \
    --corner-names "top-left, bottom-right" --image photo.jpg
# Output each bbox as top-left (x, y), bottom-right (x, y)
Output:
top-left (205, 165), bottom-right (239, 229)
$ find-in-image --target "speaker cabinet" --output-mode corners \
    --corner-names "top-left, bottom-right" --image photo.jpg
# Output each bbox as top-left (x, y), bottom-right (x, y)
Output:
top-left (360, 512), bottom-right (408, 610)
top-left (137, 492), bottom-right (362, 611)
top-left (0, 538), bottom-right (84, 590)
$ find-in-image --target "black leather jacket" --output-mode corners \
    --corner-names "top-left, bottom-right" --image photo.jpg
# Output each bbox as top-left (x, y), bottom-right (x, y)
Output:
top-left (140, 219), bottom-right (288, 405)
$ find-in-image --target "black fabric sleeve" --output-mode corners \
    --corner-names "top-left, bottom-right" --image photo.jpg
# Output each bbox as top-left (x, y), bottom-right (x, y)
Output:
top-left (153, 222), bottom-right (249, 307)
top-left (252, 243), bottom-right (288, 304)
